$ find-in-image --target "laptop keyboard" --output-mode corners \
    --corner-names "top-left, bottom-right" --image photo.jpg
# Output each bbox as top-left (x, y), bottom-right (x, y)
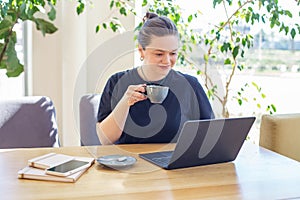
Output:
top-left (141, 151), bottom-right (173, 166)
top-left (140, 151), bottom-right (174, 167)
top-left (152, 156), bottom-right (171, 166)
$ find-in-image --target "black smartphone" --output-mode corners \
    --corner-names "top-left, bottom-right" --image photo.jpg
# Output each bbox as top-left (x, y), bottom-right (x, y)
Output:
top-left (45, 160), bottom-right (91, 177)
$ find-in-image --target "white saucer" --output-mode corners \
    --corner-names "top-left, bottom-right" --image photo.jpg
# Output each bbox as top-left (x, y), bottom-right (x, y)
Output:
top-left (97, 155), bottom-right (137, 169)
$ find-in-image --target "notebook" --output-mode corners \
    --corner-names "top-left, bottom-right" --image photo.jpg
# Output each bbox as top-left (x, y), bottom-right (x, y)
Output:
top-left (28, 153), bottom-right (74, 169)
top-left (18, 166), bottom-right (89, 183)
top-left (139, 117), bottom-right (256, 170)
top-left (19, 154), bottom-right (95, 183)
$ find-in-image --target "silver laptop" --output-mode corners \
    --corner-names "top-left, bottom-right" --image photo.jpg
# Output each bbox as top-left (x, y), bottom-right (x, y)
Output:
top-left (139, 117), bottom-right (256, 170)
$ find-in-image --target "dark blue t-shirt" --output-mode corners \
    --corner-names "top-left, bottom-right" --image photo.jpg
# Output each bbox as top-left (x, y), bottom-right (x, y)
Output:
top-left (97, 68), bottom-right (214, 144)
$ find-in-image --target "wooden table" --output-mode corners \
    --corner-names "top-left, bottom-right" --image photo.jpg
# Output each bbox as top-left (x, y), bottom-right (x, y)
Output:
top-left (1, 142), bottom-right (300, 200)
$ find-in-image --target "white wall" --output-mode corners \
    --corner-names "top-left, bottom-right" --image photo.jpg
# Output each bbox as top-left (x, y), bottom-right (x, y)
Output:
top-left (31, 0), bottom-right (135, 146)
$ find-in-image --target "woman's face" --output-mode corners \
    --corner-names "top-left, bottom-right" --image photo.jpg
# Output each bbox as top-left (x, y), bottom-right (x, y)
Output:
top-left (139, 35), bottom-right (178, 76)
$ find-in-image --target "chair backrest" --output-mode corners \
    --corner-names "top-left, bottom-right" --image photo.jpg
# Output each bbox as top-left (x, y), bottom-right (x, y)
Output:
top-left (79, 94), bottom-right (101, 146)
top-left (0, 96), bottom-right (59, 148)
top-left (259, 113), bottom-right (300, 161)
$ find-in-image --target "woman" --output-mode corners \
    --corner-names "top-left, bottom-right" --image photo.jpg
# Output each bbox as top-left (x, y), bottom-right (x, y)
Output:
top-left (97, 12), bottom-right (214, 145)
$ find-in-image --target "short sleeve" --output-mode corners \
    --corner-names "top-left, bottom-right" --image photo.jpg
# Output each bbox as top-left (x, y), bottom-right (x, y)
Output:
top-left (97, 72), bottom-right (125, 122)
top-left (184, 75), bottom-right (215, 119)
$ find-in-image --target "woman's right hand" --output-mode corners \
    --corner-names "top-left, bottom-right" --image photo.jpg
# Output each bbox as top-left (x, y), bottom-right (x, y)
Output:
top-left (124, 84), bottom-right (147, 106)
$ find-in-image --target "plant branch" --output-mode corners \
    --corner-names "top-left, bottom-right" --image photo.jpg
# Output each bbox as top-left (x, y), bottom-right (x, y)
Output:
top-left (221, 0), bottom-right (238, 117)
top-left (184, 54), bottom-right (224, 103)
top-left (203, 0), bottom-right (253, 117)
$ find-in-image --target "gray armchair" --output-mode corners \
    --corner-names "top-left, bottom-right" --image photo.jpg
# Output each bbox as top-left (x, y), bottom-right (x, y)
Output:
top-left (79, 94), bottom-right (101, 146)
top-left (0, 96), bottom-right (59, 148)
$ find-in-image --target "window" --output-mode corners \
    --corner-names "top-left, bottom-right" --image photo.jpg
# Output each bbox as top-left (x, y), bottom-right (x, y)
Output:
top-left (174, 0), bottom-right (300, 143)
top-left (0, 22), bottom-right (25, 100)
top-left (176, 0), bottom-right (300, 115)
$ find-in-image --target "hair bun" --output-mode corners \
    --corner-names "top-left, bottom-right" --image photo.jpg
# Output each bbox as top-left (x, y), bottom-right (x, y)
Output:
top-left (143, 12), bottom-right (158, 23)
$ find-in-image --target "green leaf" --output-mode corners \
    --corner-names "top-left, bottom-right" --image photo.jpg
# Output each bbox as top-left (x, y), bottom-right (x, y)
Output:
top-left (245, 13), bottom-right (250, 23)
top-left (213, 0), bottom-right (222, 8)
top-left (102, 23), bottom-right (107, 29)
top-left (96, 25), bottom-right (100, 33)
top-left (232, 46), bottom-right (239, 59)
top-left (34, 18), bottom-right (58, 36)
top-left (0, 42), bottom-right (4, 52)
top-left (271, 104), bottom-right (277, 112)
top-left (238, 98), bottom-right (242, 105)
top-left (120, 7), bottom-right (127, 16)
top-left (19, 2), bottom-right (28, 20)
top-left (224, 58), bottom-right (231, 65)
top-left (203, 54), bottom-right (209, 62)
top-left (47, 4), bottom-right (56, 21)
top-left (134, 22), bottom-right (143, 32)
top-left (109, 21), bottom-right (119, 32)
top-left (266, 5), bottom-right (271, 12)
top-left (188, 15), bottom-right (193, 23)
top-left (77, 2), bottom-right (85, 15)
top-left (174, 13), bottom-right (180, 23)
top-left (0, 62), bottom-right (6, 69)
top-left (6, 63), bottom-right (24, 77)
top-left (190, 35), bottom-right (195, 43)
top-left (241, 50), bottom-right (245, 58)
top-left (238, 1), bottom-right (242, 7)
top-left (9, 30), bottom-right (17, 44)
top-left (285, 26), bottom-right (289, 35)
top-left (285, 10), bottom-right (293, 18)
top-left (0, 16), bottom-right (14, 30)
top-left (226, 0), bottom-right (232, 6)
top-left (25, 6), bottom-right (40, 20)
top-left (252, 82), bottom-right (261, 92)
top-left (216, 31), bottom-right (220, 40)
top-left (142, 0), bottom-right (148, 7)
top-left (5, 34), bottom-right (24, 77)
top-left (291, 28), bottom-right (296, 39)
top-left (261, 15), bottom-right (265, 23)
top-left (242, 38), bottom-right (246, 46)
top-left (115, 1), bottom-right (121, 7)
top-left (110, 1), bottom-right (114, 9)
top-left (0, 26), bottom-right (11, 39)
top-left (279, 24), bottom-right (284, 33)
top-left (204, 38), bottom-right (209, 45)
top-left (223, 42), bottom-right (231, 52)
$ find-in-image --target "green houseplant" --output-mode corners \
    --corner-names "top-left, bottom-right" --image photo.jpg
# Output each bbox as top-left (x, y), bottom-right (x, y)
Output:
top-left (0, 0), bottom-right (58, 77)
top-left (0, 0), bottom-right (87, 77)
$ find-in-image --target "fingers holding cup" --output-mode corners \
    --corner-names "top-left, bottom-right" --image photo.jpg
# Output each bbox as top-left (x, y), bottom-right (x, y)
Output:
top-left (126, 84), bottom-right (147, 106)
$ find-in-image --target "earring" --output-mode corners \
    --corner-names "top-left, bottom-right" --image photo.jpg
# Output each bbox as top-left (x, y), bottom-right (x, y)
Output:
top-left (140, 57), bottom-right (144, 61)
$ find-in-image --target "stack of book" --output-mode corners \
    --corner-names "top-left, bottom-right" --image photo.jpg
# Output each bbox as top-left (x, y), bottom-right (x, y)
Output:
top-left (18, 153), bottom-right (95, 183)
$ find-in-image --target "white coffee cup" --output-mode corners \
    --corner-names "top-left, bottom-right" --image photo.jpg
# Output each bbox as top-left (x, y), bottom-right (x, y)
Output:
top-left (145, 85), bottom-right (169, 104)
